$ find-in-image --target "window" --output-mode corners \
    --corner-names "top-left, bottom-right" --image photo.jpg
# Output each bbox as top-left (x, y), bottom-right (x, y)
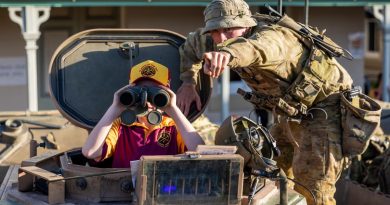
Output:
top-left (365, 10), bottom-right (382, 55)
top-left (367, 20), bottom-right (381, 52)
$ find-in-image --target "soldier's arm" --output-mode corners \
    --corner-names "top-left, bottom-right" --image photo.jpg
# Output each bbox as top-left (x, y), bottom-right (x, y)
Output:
top-left (202, 30), bottom-right (287, 78)
top-left (179, 28), bottom-right (207, 85)
top-left (218, 29), bottom-right (287, 69)
top-left (177, 29), bottom-right (209, 115)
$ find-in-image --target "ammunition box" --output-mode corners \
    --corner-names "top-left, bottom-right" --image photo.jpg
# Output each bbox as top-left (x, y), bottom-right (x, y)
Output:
top-left (136, 154), bottom-right (244, 205)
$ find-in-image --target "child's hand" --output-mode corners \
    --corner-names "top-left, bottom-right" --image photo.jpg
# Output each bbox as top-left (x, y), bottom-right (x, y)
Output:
top-left (157, 86), bottom-right (178, 115)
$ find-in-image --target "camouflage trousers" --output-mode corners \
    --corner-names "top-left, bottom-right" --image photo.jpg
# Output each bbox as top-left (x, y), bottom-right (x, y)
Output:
top-left (271, 94), bottom-right (345, 205)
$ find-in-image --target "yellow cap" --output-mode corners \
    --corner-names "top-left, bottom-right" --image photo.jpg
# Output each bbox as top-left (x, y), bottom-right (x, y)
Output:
top-left (129, 60), bottom-right (170, 87)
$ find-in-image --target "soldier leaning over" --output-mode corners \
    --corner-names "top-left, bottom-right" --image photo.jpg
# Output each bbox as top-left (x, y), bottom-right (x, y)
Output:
top-left (175, 0), bottom-right (364, 204)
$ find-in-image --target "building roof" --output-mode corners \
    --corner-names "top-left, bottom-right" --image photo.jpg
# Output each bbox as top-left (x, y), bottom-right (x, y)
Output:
top-left (1, 0), bottom-right (390, 7)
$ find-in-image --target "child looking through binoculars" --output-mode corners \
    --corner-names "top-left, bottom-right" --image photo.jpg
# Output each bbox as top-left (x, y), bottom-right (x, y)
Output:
top-left (82, 60), bottom-right (205, 168)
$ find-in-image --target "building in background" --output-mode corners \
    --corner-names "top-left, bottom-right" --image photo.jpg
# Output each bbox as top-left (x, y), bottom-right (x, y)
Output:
top-left (0, 0), bottom-right (388, 123)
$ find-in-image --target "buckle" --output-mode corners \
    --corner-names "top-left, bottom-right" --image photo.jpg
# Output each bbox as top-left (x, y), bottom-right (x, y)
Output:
top-left (346, 86), bottom-right (361, 101)
top-left (299, 103), bottom-right (308, 115)
top-left (237, 88), bottom-right (253, 100)
top-left (244, 92), bottom-right (253, 101)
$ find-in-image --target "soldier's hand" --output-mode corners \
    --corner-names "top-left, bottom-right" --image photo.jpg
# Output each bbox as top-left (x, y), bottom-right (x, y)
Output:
top-left (203, 51), bottom-right (230, 78)
top-left (176, 83), bottom-right (201, 116)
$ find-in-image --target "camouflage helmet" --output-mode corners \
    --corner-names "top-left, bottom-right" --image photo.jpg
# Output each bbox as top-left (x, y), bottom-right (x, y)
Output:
top-left (202, 0), bottom-right (257, 34)
top-left (215, 115), bottom-right (278, 171)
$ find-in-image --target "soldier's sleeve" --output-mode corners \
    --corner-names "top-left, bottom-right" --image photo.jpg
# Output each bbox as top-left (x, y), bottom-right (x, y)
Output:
top-left (179, 28), bottom-right (209, 85)
top-left (218, 28), bottom-right (290, 69)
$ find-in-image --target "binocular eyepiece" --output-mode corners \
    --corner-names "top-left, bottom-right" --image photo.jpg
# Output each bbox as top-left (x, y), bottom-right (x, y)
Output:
top-left (119, 86), bottom-right (170, 108)
top-left (119, 87), bottom-right (143, 107)
top-left (119, 86), bottom-right (170, 126)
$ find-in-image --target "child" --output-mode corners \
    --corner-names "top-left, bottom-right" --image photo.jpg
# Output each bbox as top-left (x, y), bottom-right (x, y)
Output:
top-left (82, 60), bottom-right (205, 168)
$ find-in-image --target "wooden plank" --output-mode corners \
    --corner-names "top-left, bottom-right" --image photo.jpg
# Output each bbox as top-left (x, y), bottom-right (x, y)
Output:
top-left (48, 181), bottom-right (65, 204)
top-left (18, 166), bottom-right (65, 205)
top-left (18, 166), bottom-right (63, 181)
top-left (18, 169), bottom-right (33, 192)
top-left (20, 151), bottom-right (62, 167)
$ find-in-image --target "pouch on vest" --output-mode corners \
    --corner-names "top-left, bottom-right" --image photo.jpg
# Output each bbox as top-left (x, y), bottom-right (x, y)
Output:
top-left (287, 48), bottom-right (339, 109)
top-left (340, 91), bottom-right (382, 157)
top-left (255, 13), bottom-right (350, 113)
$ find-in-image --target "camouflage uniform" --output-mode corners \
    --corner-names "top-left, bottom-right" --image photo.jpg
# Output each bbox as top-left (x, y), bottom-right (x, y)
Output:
top-left (179, 7), bottom-right (353, 205)
top-left (191, 114), bottom-right (219, 145)
top-left (348, 127), bottom-right (390, 189)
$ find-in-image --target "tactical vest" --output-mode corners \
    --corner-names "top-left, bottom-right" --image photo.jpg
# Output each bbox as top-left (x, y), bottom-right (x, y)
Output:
top-left (245, 14), bottom-right (382, 158)
top-left (238, 13), bottom-right (352, 117)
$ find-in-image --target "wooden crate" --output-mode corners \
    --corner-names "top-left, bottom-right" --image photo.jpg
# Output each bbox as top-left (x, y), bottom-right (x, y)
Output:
top-left (136, 154), bottom-right (244, 205)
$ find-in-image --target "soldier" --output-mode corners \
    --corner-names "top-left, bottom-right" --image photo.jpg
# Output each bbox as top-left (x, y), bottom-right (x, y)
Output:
top-left (176, 0), bottom-right (354, 204)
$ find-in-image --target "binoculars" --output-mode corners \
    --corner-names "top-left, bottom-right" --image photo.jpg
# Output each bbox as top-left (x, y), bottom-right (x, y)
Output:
top-left (119, 86), bottom-right (170, 125)
top-left (119, 86), bottom-right (170, 108)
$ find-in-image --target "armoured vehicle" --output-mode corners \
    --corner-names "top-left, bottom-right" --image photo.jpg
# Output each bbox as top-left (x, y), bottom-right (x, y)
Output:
top-left (0, 28), bottom-right (389, 205)
top-left (0, 29), bottom-right (307, 205)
